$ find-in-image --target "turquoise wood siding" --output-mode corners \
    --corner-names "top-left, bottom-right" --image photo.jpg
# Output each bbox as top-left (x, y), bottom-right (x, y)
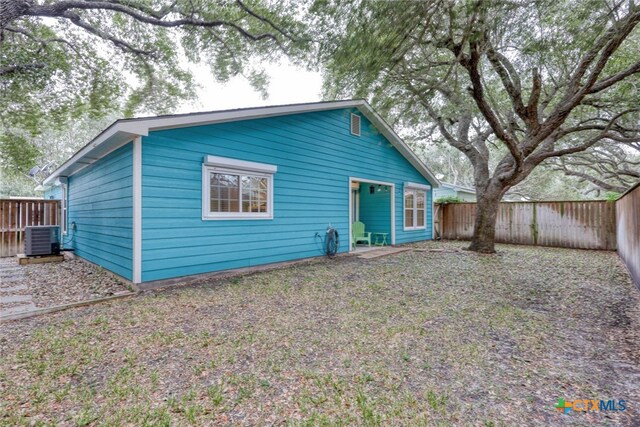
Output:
top-left (358, 183), bottom-right (392, 237)
top-left (141, 108), bottom-right (432, 281)
top-left (67, 143), bottom-right (133, 280)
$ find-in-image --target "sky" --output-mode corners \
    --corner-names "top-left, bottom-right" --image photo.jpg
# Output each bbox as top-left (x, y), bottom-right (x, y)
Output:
top-left (179, 61), bottom-right (324, 114)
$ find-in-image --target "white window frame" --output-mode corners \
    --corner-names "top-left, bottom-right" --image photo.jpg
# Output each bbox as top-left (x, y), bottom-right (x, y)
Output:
top-left (202, 155), bottom-right (276, 220)
top-left (54, 177), bottom-right (69, 235)
top-left (61, 183), bottom-right (68, 235)
top-left (404, 182), bottom-right (430, 231)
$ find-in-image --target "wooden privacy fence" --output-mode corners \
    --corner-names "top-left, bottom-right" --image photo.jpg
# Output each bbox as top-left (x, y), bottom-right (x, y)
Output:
top-left (0, 199), bottom-right (60, 257)
top-left (437, 200), bottom-right (617, 250)
top-left (616, 183), bottom-right (640, 288)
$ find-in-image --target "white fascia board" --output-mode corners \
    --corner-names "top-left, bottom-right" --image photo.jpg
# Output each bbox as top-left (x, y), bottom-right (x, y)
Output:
top-left (441, 182), bottom-right (476, 193)
top-left (204, 155), bottom-right (277, 174)
top-left (43, 125), bottom-right (137, 185)
top-left (357, 104), bottom-right (441, 188)
top-left (458, 189), bottom-right (476, 195)
top-left (132, 100), bottom-right (365, 132)
top-left (42, 99), bottom-right (441, 191)
top-left (43, 101), bottom-right (363, 185)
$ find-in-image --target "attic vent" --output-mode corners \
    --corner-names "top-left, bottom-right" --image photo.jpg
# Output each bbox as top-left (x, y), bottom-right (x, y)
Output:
top-left (350, 113), bottom-right (361, 136)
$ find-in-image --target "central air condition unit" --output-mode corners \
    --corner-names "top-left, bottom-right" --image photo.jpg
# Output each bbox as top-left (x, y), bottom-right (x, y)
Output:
top-left (24, 226), bottom-right (60, 256)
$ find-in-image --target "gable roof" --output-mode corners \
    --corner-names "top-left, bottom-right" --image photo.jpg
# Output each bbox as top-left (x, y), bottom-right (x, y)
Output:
top-left (438, 182), bottom-right (476, 194)
top-left (43, 99), bottom-right (440, 187)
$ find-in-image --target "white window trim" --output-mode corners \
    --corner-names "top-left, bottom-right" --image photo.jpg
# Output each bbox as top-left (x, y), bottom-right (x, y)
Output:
top-left (405, 181), bottom-right (431, 191)
top-left (61, 182), bottom-right (68, 235)
top-left (350, 113), bottom-right (361, 136)
top-left (54, 177), bottom-right (69, 235)
top-left (204, 155), bottom-right (277, 174)
top-left (202, 156), bottom-right (276, 220)
top-left (403, 183), bottom-right (427, 231)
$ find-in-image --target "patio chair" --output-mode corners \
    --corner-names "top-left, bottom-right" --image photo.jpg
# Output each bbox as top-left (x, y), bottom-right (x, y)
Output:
top-left (352, 221), bottom-right (372, 248)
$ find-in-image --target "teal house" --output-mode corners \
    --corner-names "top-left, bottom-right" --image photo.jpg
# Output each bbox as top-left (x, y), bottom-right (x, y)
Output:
top-left (43, 100), bottom-right (440, 286)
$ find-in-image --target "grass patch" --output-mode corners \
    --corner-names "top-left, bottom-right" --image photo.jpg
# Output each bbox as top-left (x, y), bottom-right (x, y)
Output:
top-left (1, 241), bottom-right (638, 425)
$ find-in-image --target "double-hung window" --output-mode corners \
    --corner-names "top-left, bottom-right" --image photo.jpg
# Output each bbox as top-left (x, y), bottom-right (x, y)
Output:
top-left (202, 155), bottom-right (276, 220)
top-left (404, 182), bottom-right (429, 230)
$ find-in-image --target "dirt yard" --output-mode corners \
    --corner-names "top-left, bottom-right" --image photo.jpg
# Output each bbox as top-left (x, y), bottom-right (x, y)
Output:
top-left (1, 241), bottom-right (638, 426)
top-left (0, 256), bottom-right (132, 319)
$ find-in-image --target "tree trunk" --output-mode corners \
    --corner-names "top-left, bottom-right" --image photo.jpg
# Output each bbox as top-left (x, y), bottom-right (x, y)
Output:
top-left (468, 192), bottom-right (502, 253)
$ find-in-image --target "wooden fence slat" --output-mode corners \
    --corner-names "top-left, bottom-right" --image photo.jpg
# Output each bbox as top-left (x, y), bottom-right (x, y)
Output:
top-left (617, 184), bottom-right (640, 288)
top-left (438, 200), bottom-right (617, 251)
top-left (1, 201), bottom-right (5, 257)
top-left (0, 199), bottom-right (60, 257)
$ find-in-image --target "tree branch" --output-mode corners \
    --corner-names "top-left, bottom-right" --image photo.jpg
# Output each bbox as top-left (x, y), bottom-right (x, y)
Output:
top-left (532, 108), bottom-right (639, 162)
top-left (486, 43), bottom-right (527, 122)
top-left (0, 62), bottom-right (45, 76)
top-left (235, 0), bottom-right (298, 42)
top-left (456, 38), bottom-right (523, 165)
top-left (23, 0), bottom-right (288, 46)
top-left (536, 7), bottom-right (640, 144)
top-left (588, 60), bottom-right (640, 93)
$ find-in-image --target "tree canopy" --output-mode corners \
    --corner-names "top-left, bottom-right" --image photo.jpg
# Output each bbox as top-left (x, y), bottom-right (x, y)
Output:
top-left (0, 0), bottom-right (305, 181)
top-left (309, 0), bottom-right (640, 251)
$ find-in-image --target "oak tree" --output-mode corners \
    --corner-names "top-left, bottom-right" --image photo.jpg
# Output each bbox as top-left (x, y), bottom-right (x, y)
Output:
top-left (311, 0), bottom-right (640, 252)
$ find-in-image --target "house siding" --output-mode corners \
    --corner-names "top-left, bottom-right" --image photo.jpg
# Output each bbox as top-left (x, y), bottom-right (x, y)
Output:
top-left (434, 186), bottom-right (476, 202)
top-left (44, 185), bottom-right (63, 200)
top-left (67, 143), bottom-right (133, 280)
top-left (434, 187), bottom-right (457, 201)
top-left (141, 108), bottom-right (432, 282)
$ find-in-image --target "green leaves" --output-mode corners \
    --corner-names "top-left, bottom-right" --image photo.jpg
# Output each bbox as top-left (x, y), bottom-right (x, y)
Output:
top-left (2, 0), bottom-right (303, 131)
top-left (0, 133), bottom-right (41, 176)
top-left (1, 0), bottom-right (305, 193)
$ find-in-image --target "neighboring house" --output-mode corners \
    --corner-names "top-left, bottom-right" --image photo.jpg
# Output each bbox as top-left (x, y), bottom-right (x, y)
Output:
top-left (42, 100), bottom-right (440, 286)
top-left (433, 182), bottom-right (476, 202)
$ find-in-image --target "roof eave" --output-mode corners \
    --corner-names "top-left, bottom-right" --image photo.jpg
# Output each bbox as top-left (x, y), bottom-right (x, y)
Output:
top-left (43, 99), bottom-right (441, 188)
top-left (43, 124), bottom-right (143, 185)
top-left (356, 103), bottom-right (440, 188)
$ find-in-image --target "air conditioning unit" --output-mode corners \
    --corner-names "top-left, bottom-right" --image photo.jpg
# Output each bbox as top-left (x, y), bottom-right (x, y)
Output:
top-left (24, 226), bottom-right (60, 256)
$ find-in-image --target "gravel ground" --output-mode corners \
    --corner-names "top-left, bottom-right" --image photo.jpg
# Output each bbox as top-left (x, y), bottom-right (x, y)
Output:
top-left (1, 241), bottom-right (639, 426)
top-left (0, 256), bottom-right (133, 315)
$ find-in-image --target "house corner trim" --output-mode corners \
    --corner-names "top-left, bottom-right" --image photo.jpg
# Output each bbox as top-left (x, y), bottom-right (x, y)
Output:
top-left (133, 136), bottom-right (142, 284)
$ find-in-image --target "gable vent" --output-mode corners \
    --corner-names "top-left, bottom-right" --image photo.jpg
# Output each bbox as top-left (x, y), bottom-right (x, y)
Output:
top-left (350, 113), bottom-right (361, 136)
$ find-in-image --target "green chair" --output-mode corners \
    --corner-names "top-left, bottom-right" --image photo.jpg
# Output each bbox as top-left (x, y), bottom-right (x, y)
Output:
top-left (352, 221), bottom-right (372, 248)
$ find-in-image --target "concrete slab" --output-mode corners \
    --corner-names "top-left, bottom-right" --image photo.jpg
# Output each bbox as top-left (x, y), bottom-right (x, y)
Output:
top-left (0, 284), bottom-right (28, 292)
top-left (357, 247), bottom-right (411, 259)
top-left (1, 295), bottom-right (33, 303)
top-left (1, 302), bottom-right (37, 316)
